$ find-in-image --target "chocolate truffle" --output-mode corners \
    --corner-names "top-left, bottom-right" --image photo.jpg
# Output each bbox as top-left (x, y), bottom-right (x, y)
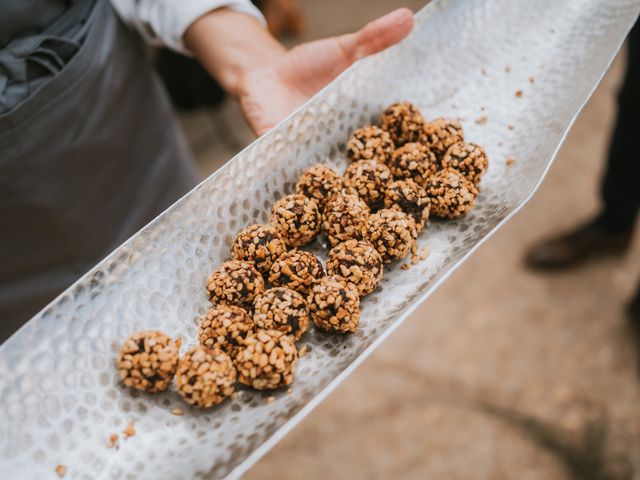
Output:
top-left (322, 193), bottom-right (370, 247)
top-left (367, 209), bottom-right (418, 263)
top-left (295, 165), bottom-right (342, 211)
top-left (270, 194), bottom-right (321, 247)
top-left (117, 330), bottom-right (180, 393)
top-left (384, 179), bottom-right (430, 231)
top-left (424, 117), bottom-right (464, 159)
top-left (387, 142), bottom-right (437, 186)
top-left (308, 275), bottom-right (361, 333)
top-left (253, 287), bottom-right (309, 341)
top-left (176, 346), bottom-right (235, 408)
top-left (235, 329), bottom-right (298, 390)
top-left (441, 141), bottom-right (488, 185)
top-left (380, 102), bottom-right (427, 145)
top-left (198, 304), bottom-right (255, 358)
top-left (268, 249), bottom-right (324, 295)
top-left (232, 224), bottom-right (287, 277)
top-left (343, 159), bottom-right (392, 209)
top-left (326, 240), bottom-right (383, 297)
top-left (346, 125), bottom-right (394, 163)
top-left (206, 260), bottom-right (265, 308)
top-left (425, 168), bottom-right (478, 219)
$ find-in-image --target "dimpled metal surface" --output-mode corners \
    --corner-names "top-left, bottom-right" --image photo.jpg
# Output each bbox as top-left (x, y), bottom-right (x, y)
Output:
top-left (1, 0), bottom-right (638, 478)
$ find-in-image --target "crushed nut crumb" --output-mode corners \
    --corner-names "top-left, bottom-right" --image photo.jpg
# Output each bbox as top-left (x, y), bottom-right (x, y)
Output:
top-left (123, 420), bottom-right (136, 438)
top-left (107, 434), bottom-right (119, 449)
top-left (55, 465), bottom-right (67, 477)
top-left (411, 245), bottom-right (430, 264)
top-left (506, 158), bottom-right (516, 167)
top-left (515, 90), bottom-right (523, 97)
top-left (266, 396), bottom-right (275, 404)
top-left (475, 115), bottom-right (488, 125)
top-left (171, 407), bottom-right (184, 416)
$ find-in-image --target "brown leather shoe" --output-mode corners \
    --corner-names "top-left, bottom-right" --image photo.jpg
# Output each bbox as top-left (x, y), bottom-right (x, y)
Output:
top-left (525, 218), bottom-right (633, 270)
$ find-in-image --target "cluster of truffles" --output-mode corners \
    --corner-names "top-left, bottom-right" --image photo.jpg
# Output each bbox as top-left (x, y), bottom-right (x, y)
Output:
top-left (117, 101), bottom-right (489, 409)
top-left (350, 101), bottom-right (488, 221)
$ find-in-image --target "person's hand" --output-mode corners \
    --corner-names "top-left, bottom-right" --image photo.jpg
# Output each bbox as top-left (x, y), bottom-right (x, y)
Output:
top-left (185, 8), bottom-right (413, 135)
top-left (238, 9), bottom-right (413, 135)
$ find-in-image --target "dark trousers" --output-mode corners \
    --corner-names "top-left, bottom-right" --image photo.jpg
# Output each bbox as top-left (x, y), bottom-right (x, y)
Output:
top-left (600, 21), bottom-right (640, 231)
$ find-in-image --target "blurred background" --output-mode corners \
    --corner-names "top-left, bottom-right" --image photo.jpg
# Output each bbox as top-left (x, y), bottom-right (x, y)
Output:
top-left (165, 0), bottom-right (640, 478)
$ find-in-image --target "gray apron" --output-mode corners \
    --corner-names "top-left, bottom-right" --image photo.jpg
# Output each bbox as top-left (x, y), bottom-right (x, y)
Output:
top-left (0, 0), bottom-right (200, 340)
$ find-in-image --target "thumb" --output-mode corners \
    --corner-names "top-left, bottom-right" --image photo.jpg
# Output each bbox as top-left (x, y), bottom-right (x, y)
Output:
top-left (337, 8), bottom-right (414, 62)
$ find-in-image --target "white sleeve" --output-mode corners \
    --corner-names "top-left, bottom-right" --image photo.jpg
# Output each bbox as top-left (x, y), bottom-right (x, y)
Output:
top-left (109, 0), bottom-right (267, 55)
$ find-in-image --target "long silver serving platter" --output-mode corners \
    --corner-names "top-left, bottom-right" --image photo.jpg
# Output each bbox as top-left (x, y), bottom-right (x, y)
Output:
top-left (1, 0), bottom-right (638, 478)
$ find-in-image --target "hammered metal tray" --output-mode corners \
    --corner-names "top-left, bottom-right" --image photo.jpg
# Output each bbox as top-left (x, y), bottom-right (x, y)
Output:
top-left (2, 0), bottom-right (638, 478)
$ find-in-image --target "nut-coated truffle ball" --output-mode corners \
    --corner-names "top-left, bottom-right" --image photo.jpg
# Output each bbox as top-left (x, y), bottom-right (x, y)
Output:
top-left (366, 209), bottom-right (418, 263)
top-left (295, 165), bottom-right (342, 211)
top-left (270, 194), bottom-right (321, 247)
top-left (322, 193), bottom-right (370, 247)
top-left (308, 275), bottom-right (361, 333)
top-left (268, 249), bottom-right (324, 295)
top-left (380, 102), bottom-right (427, 146)
top-left (425, 168), bottom-right (478, 219)
top-left (253, 287), bottom-right (309, 341)
top-left (384, 179), bottom-right (430, 231)
top-left (176, 346), bottom-right (235, 408)
top-left (206, 260), bottom-right (265, 308)
top-left (198, 305), bottom-right (255, 358)
top-left (343, 159), bottom-right (392, 209)
top-left (117, 331), bottom-right (180, 393)
top-left (441, 142), bottom-right (488, 185)
top-left (424, 117), bottom-right (464, 159)
top-left (326, 240), bottom-right (383, 296)
top-left (346, 125), bottom-right (394, 163)
top-left (232, 224), bottom-right (287, 277)
top-left (235, 329), bottom-right (298, 390)
top-left (387, 142), bottom-right (436, 186)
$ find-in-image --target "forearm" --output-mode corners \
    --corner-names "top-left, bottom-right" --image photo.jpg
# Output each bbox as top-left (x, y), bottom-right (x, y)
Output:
top-left (184, 9), bottom-right (286, 98)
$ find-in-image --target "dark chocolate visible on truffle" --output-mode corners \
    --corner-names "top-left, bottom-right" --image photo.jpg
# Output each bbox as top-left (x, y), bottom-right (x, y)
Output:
top-left (441, 141), bottom-right (488, 185)
top-left (326, 240), bottom-right (383, 297)
top-left (424, 118), bottom-right (464, 159)
top-left (206, 260), bottom-right (265, 308)
top-left (384, 179), bottom-right (430, 231)
top-left (343, 159), bottom-right (392, 209)
top-left (270, 194), bottom-right (321, 247)
top-left (235, 329), bottom-right (298, 390)
top-left (322, 193), bottom-right (370, 247)
top-left (346, 125), bottom-right (394, 163)
top-left (387, 142), bottom-right (436, 186)
top-left (198, 305), bottom-right (255, 358)
top-left (380, 102), bottom-right (427, 146)
top-left (176, 346), bottom-right (235, 408)
top-left (424, 168), bottom-right (478, 219)
top-left (117, 330), bottom-right (180, 393)
top-left (295, 164), bottom-right (342, 211)
top-left (268, 249), bottom-right (324, 295)
top-left (308, 275), bottom-right (361, 333)
top-left (232, 224), bottom-right (287, 276)
top-left (366, 209), bottom-right (418, 263)
top-left (253, 287), bottom-right (309, 341)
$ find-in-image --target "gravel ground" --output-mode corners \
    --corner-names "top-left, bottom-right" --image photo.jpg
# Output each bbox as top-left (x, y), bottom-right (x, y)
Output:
top-left (178, 1), bottom-right (640, 478)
